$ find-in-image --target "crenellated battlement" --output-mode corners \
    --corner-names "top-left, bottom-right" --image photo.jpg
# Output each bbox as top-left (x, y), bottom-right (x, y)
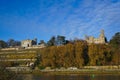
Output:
top-left (85, 30), bottom-right (106, 44)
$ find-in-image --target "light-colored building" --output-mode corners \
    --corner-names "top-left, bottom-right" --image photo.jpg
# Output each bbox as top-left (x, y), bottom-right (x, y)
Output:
top-left (25, 43), bottom-right (46, 49)
top-left (85, 30), bottom-right (106, 44)
top-left (21, 38), bottom-right (37, 48)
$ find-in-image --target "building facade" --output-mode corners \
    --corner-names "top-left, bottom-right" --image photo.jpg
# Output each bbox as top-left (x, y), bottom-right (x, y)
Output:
top-left (21, 38), bottom-right (37, 48)
top-left (85, 30), bottom-right (106, 44)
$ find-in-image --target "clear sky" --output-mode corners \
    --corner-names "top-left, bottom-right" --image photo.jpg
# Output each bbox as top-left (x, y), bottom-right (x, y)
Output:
top-left (0, 0), bottom-right (120, 42)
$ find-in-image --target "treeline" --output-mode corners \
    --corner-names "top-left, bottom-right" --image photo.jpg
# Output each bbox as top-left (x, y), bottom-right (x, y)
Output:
top-left (0, 35), bottom-right (67, 48)
top-left (38, 32), bottom-right (120, 68)
top-left (0, 39), bottom-right (21, 48)
top-left (39, 41), bottom-right (112, 68)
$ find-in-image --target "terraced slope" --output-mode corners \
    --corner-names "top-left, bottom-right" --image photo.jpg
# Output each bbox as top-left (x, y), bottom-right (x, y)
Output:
top-left (0, 49), bottom-right (40, 67)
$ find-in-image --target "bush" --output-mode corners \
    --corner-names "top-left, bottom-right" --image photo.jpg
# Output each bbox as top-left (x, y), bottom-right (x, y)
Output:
top-left (0, 67), bottom-right (17, 80)
top-left (0, 63), bottom-right (17, 80)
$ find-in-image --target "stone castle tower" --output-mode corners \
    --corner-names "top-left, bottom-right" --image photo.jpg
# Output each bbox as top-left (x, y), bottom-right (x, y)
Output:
top-left (85, 30), bottom-right (106, 44)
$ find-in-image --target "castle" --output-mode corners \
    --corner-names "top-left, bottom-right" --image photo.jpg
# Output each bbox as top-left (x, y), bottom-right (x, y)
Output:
top-left (21, 38), bottom-right (37, 48)
top-left (21, 38), bottom-right (46, 49)
top-left (85, 30), bottom-right (106, 44)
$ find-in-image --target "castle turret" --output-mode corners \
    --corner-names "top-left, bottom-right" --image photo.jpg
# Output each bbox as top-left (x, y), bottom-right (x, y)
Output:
top-left (99, 30), bottom-right (105, 43)
top-left (100, 30), bottom-right (105, 38)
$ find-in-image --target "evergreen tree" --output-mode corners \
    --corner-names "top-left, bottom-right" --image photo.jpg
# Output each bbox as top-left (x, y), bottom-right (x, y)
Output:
top-left (0, 40), bottom-right (7, 48)
top-left (47, 36), bottom-right (56, 46)
top-left (109, 32), bottom-right (120, 65)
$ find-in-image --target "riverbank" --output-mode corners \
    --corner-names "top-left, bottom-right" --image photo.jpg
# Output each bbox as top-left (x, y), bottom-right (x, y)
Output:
top-left (16, 72), bottom-right (120, 80)
top-left (18, 69), bottom-right (120, 75)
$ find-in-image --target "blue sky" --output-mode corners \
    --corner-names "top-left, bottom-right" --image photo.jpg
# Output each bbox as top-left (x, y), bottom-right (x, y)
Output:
top-left (0, 0), bottom-right (120, 42)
